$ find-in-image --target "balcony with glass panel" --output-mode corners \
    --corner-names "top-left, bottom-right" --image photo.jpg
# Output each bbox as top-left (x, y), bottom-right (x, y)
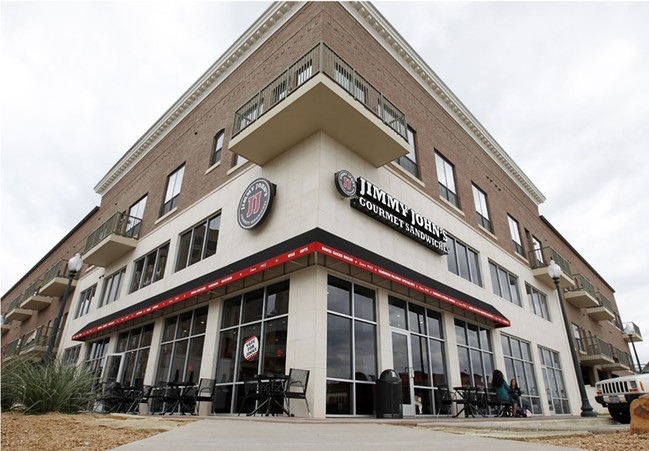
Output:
top-left (577, 336), bottom-right (619, 366)
top-left (586, 292), bottom-right (616, 322)
top-left (563, 274), bottom-right (599, 309)
top-left (623, 322), bottom-right (643, 342)
top-left (38, 259), bottom-right (78, 297)
top-left (5, 294), bottom-right (33, 323)
top-left (230, 42), bottom-right (409, 167)
top-left (601, 345), bottom-right (631, 372)
top-left (83, 212), bottom-right (140, 267)
top-left (20, 280), bottom-right (53, 312)
top-left (528, 246), bottom-right (574, 288)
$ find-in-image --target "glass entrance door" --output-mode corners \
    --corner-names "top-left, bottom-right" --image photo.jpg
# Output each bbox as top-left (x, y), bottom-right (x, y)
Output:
top-left (391, 330), bottom-right (415, 416)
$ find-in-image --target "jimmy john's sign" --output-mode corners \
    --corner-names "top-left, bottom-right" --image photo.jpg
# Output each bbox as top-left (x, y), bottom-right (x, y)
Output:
top-left (335, 170), bottom-right (449, 255)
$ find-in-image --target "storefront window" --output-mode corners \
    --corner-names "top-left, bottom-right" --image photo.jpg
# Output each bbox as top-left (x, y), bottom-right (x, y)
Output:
top-left (502, 334), bottom-right (541, 415)
top-left (455, 320), bottom-right (493, 388)
top-left (327, 276), bottom-right (377, 415)
top-left (213, 280), bottom-right (289, 414)
top-left (539, 346), bottom-right (570, 414)
top-left (116, 323), bottom-right (153, 388)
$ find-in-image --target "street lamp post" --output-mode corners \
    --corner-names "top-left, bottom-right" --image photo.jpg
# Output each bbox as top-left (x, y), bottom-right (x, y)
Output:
top-left (547, 259), bottom-right (596, 417)
top-left (44, 253), bottom-right (83, 363)
top-left (624, 323), bottom-right (642, 373)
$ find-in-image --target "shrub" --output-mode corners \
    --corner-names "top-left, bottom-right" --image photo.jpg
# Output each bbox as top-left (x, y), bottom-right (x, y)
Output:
top-left (1, 357), bottom-right (95, 414)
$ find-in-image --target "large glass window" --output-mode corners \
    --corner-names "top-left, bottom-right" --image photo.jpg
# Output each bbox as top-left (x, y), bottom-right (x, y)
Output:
top-left (99, 267), bottom-right (126, 308)
top-left (502, 335), bottom-right (542, 415)
top-left (327, 276), bottom-right (377, 415)
top-left (75, 284), bottom-right (96, 318)
top-left (455, 320), bottom-right (493, 388)
top-left (472, 184), bottom-right (492, 232)
top-left (389, 297), bottom-right (447, 415)
top-left (125, 195), bottom-right (147, 238)
top-left (526, 284), bottom-right (550, 320)
top-left (446, 235), bottom-right (482, 286)
top-left (210, 130), bottom-right (224, 167)
top-left (539, 346), bottom-right (570, 414)
top-left (435, 152), bottom-right (458, 207)
top-left (156, 307), bottom-right (207, 385)
top-left (160, 164), bottom-right (185, 216)
top-left (130, 243), bottom-right (169, 293)
top-left (507, 215), bottom-right (524, 256)
top-left (489, 262), bottom-right (522, 306)
top-left (176, 213), bottom-right (221, 272)
top-left (396, 126), bottom-right (419, 178)
top-left (213, 281), bottom-right (289, 414)
top-left (85, 338), bottom-right (110, 380)
top-left (115, 324), bottom-right (154, 388)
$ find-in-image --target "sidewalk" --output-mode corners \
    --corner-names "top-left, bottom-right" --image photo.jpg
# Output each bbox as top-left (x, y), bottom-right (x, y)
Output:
top-left (113, 415), bottom-right (625, 450)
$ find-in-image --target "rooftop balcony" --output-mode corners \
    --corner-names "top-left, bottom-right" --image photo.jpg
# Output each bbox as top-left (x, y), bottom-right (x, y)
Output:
top-left (20, 279), bottom-right (52, 312)
top-left (577, 336), bottom-right (626, 368)
top-left (528, 246), bottom-right (574, 289)
top-left (230, 42), bottom-right (410, 167)
top-left (39, 259), bottom-right (78, 297)
top-left (83, 212), bottom-right (140, 267)
top-left (5, 294), bottom-right (33, 323)
top-left (623, 322), bottom-right (643, 342)
top-left (563, 274), bottom-right (599, 309)
top-left (586, 292), bottom-right (616, 322)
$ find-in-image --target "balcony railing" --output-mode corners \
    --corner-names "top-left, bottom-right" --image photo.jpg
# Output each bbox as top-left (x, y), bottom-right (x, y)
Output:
top-left (568, 274), bottom-right (596, 298)
top-left (21, 280), bottom-right (41, 302)
top-left (84, 212), bottom-right (141, 253)
top-left (596, 292), bottom-right (614, 312)
top-left (8, 295), bottom-right (22, 312)
top-left (233, 42), bottom-right (407, 141)
top-left (19, 325), bottom-right (55, 358)
top-left (528, 246), bottom-right (572, 275)
top-left (42, 259), bottom-right (68, 286)
top-left (623, 321), bottom-right (643, 342)
top-left (578, 336), bottom-right (614, 360)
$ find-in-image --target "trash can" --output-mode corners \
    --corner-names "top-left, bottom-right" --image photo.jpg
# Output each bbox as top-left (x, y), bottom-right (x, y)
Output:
top-left (375, 369), bottom-right (403, 418)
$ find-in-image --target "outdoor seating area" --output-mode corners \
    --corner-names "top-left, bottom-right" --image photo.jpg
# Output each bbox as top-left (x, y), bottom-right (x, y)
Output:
top-left (90, 369), bottom-right (310, 418)
top-left (436, 386), bottom-right (518, 418)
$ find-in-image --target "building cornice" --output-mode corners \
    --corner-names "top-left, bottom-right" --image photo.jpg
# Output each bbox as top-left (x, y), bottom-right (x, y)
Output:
top-left (94, 1), bottom-right (304, 195)
top-left (343, 1), bottom-right (546, 206)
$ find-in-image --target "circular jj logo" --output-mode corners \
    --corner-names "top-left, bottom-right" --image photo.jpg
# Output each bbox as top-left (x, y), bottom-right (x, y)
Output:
top-left (237, 178), bottom-right (276, 230)
top-left (334, 170), bottom-right (357, 197)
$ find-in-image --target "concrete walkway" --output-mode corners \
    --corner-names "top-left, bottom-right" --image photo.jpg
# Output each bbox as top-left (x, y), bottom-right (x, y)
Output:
top-left (113, 415), bottom-right (624, 450)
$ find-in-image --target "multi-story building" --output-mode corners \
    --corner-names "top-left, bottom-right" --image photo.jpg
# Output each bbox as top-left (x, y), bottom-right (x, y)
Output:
top-left (2, 2), bottom-right (641, 418)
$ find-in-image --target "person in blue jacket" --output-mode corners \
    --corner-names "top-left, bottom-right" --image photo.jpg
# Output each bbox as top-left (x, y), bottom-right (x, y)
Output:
top-left (492, 369), bottom-right (519, 417)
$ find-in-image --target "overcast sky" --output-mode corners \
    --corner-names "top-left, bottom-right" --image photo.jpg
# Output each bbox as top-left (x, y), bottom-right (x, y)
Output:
top-left (2, 1), bottom-right (648, 365)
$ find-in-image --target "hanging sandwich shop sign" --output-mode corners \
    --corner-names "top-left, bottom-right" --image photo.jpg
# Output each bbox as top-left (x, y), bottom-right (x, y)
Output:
top-left (335, 170), bottom-right (449, 255)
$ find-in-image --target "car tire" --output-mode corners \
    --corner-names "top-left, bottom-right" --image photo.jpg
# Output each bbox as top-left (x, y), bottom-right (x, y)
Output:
top-left (608, 406), bottom-right (631, 424)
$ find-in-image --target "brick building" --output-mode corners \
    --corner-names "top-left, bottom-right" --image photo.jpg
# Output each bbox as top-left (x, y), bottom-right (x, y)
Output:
top-left (2, 2), bottom-right (640, 418)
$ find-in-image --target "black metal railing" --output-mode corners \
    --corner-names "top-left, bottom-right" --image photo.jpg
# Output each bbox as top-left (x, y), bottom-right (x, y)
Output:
top-left (84, 212), bottom-right (141, 253)
top-left (233, 42), bottom-right (407, 140)
top-left (528, 246), bottom-right (572, 276)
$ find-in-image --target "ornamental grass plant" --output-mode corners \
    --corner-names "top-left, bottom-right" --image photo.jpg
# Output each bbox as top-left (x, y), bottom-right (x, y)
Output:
top-left (1, 357), bottom-right (95, 414)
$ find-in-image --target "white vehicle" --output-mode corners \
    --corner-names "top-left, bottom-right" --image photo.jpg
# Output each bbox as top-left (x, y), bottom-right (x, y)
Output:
top-left (595, 363), bottom-right (649, 423)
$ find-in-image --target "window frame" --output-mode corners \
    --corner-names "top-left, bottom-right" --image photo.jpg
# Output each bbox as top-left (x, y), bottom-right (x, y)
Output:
top-left (446, 235), bottom-right (482, 286)
top-left (210, 130), bottom-right (225, 167)
top-left (507, 215), bottom-right (524, 256)
top-left (160, 164), bottom-right (185, 217)
top-left (130, 242), bottom-right (170, 293)
top-left (489, 261), bottom-right (522, 306)
top-left (472, 184), bottom-right (492, 232)
top-left (396, 126), bottom-right (419, 178)
top-left (99, 267), bottom-right (126, 308)
top-left (74, 284), bottom-right (97, 319)
top-left (176, 212), bottom-right (221, 272)
top-left (526, 284), bottom-right (550, 320)
top-left (435, 152), bottom-right (459, 207)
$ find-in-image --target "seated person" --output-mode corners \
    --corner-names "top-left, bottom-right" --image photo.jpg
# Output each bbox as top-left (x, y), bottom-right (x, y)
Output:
top-left (491, 370), bottom-right (519, 417)
top-left (509, 378), bottom-right (529, 417)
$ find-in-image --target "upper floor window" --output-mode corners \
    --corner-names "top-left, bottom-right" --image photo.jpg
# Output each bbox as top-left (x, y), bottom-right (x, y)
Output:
top-left (472, 184), bottom-right (492, 232)
top-left (130, 242), bottom-right (170, 293)
top-left (396, 126), bottom-right (419, 178)
top-left (446, 235), bottom-right (482, 286)
top-left (507, 215), bottom-right (524, 256)
top-left (489, 261), bottom-right (522, 306)
top-left (210, 130), bottom-right (225, 167)
top-left (526, 284), bottom-right (550, 320)
top-left (232, 153), bottom-right (248, 168)
top-left (176, 213), bottom-right (221, 271)
top-left (126, 195), bottom-right (147, 237)
top-left (99, 267), bottom-right (126, 308)
top-left (74, 284), bottom-right (96, 319)
top-left (531, 235), bottom-right (544, 264)
top-left (160, 165), bottom-right (185, 217)
top-left (435, 152), bottom-right (458, 207)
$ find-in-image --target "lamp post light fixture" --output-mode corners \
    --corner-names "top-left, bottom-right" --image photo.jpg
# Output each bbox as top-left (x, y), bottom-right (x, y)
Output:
top-left (44, 253), bottom-right (83, 363)
top-left (547, 258), bottom-right (596, 417)
top-left (624, 323), bottom-right (642, 374)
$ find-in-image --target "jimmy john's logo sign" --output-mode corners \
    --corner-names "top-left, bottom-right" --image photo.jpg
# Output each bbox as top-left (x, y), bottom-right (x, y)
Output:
top-left (237, 178), bottom-right (276, 230)
top-left (334, 170), bottom-right (449, 255)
